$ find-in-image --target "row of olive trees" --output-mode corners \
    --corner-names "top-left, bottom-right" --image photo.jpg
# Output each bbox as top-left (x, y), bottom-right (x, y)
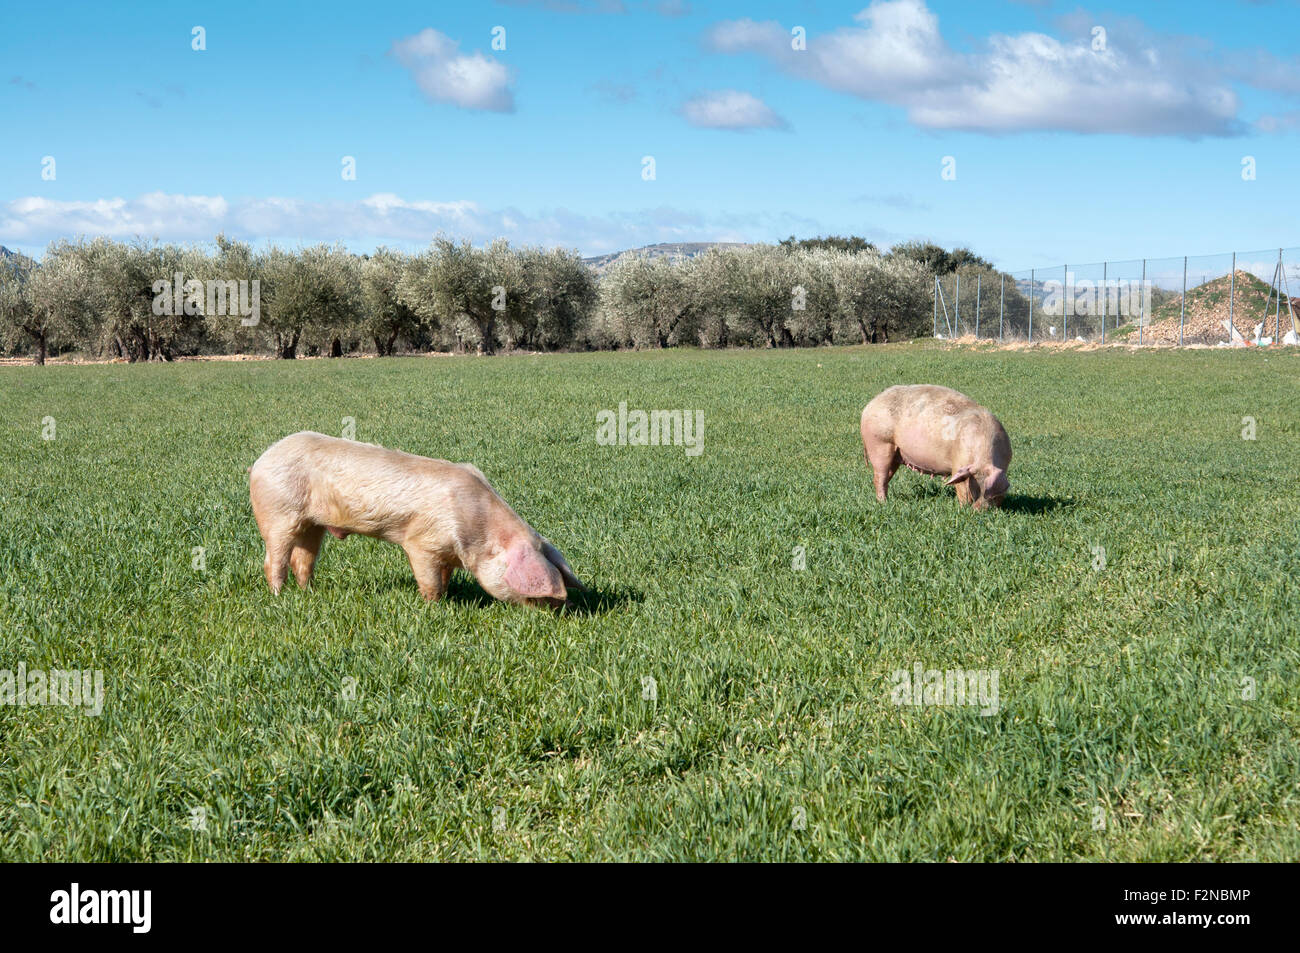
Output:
top-left (0, 236), bottom-right (949, 364)
top-left (0, 236), bottom-right (598, 363)
top-left (595, 245), bottom-right (934, 349)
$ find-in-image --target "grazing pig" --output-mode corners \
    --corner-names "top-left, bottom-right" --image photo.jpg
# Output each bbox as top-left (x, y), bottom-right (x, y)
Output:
top-left (249, 431), bottom-right (584, 607)
top-left (861, 385), bottom-right (1011, 511)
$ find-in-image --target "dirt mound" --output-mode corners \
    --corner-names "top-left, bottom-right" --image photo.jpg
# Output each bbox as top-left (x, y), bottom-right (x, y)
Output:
top-left (1143, 270), bottom-right (1294, 344)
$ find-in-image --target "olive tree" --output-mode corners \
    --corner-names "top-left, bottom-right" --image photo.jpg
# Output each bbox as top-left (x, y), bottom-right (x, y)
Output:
top-left (0, 243), bottom-right (97, 364)
top-left (89, 239), bottom-right (183, 361)
top-left (360, 248), bottom-right (424, 355)
top-left (783, 249), bottom-right (838, 346)
top-left (199, 233), bottom-right (262, 354)
top-left (398, 238), bottom-right (518, 355)
top-left (507, 247), bottom-right (597, 351)
top-left (308, 246), bottom-right (362, 357)
top-left (599, 254), bottom-right (695, 348)
top-left (259, 244), bottom-right (360, 358)
top-left (723, 245), bottom-right (800, 348)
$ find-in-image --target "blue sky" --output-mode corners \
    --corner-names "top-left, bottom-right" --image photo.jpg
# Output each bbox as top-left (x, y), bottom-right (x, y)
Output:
top-left (2, 0), bottom-right (1297, 269)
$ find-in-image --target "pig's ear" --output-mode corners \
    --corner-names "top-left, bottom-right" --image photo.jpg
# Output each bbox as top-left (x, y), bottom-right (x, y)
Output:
top-left (944, 465), bottom-right (976, 486)
top-left (505, 542), bottom-right (567, 600)
top-left (541, 538), bottom-right (586, 591)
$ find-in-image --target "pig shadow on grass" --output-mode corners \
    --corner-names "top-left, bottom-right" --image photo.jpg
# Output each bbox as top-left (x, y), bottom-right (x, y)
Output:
top-left (899, 481), bottom-right (1074, 514)
top-left (442, 574), bottom-right (497, 609)
top-left (999, 493), bottom-right (1075, 515)
top-left (563, 584), bottom-right (643, 616)
top-left (444, 574), bottom-right (641, 614)
top-left (381, 570), bottom-right (640, 614)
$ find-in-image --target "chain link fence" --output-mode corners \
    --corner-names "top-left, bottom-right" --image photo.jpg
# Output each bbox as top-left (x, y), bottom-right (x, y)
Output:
top-left (934, 247), bottom-right (1300, 346)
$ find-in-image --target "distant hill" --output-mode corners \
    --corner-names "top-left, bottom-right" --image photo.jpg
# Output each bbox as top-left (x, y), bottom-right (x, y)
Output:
top-left (583, 241), bottom-right (754, 271)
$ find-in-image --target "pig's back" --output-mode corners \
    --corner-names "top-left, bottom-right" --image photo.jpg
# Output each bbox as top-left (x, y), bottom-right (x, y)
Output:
top-left (251, 431), bottom-right (464, 532)
top-left (863, 385), bottom-right (988, 451)
top-left (882, 385), bottom-right (975, 422)
top-left (255, 431), bottom-right (430, 479)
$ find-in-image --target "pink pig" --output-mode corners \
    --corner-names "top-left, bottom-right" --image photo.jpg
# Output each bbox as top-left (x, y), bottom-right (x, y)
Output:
top-left (861, 385), bottom-right (1011, 511)
top-left (249, 432), bottom-right (583, 607)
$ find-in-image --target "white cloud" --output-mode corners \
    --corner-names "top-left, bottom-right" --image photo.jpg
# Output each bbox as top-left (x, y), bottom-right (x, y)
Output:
top-left (0, 192), bottom-right (828, 257)
top-left (2, 193), bottom-right (230, 240)
top-left (681, 90), bottom-right (787, 129)
top-left (390, 28), bottom-right (514, 112)
top-left (706, 0), bottom-right (1244, 137)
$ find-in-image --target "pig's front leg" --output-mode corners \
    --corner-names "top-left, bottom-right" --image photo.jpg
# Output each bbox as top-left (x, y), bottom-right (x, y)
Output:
top-left (404, 545), bottom-right (451, 601)
top-left (951, 475), bottom-right (976, 507)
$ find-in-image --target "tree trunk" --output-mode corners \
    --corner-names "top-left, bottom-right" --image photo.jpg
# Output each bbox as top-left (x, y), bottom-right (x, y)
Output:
top-left (474, 313), bottom-right (497, 355)
top-left (36, 330), bottom-right (47, 366)
top-left (385, 329), bottom-right (399, 355)
top-left (331, 337), bottom-right (343, 358)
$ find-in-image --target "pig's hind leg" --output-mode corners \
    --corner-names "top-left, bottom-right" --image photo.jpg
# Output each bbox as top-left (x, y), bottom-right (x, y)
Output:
top-left (289, 524), bottom-right (325, 590)
top-left (865, 440), bottom-right (902, 503)
top-left (261, 529), bottom-right (294, 595)
top-left (252, 501), bottom-right (295, 595)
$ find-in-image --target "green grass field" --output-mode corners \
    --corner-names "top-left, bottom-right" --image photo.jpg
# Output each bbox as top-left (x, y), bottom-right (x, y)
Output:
top-left (1, 343), bottom-right (1297, 861)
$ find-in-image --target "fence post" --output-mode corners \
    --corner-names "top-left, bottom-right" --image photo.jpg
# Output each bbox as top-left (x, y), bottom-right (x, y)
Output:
top-left (1274, 249), bottom-right (1284, 343)
top-left (999, 273), bottom-right (1005, 341)
top-left (1063, 264), bottom-right (1069, 341)
top-left (1029, 269), bottom-right (1035, 343)
top-left (975, 274), bottom-right (981, 339)
top-left (1139, 259), bottom-right (1146, 345)
top-left (955, 273), bottom-right (961, 337)
top-left (1284, 250), bottom-right (1298, 338)
top-left (1101, 261), bottom-right (1107, 343)
top-left (1229, 252), bottom-right (1235, 341)
top-left (1179, 256), bottom-right (1187, 346)
top-left (933, 275), bottom-right (938, 338)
